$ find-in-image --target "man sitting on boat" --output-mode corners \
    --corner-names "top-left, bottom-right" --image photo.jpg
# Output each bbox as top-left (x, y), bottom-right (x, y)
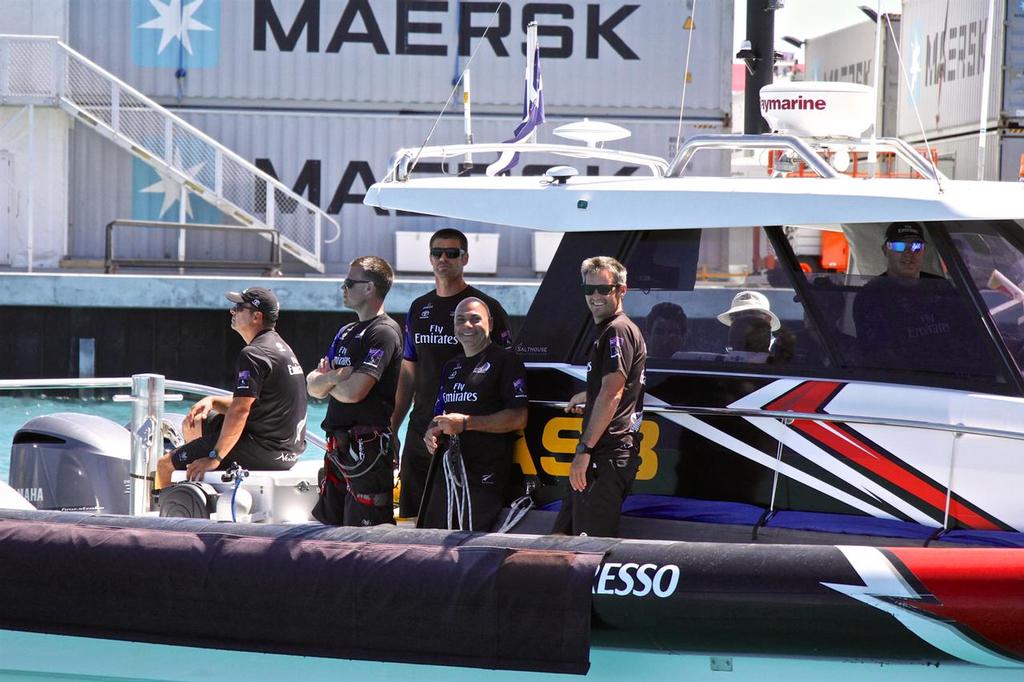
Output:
top-left (307, 256), bottom-right (403, 527)
top-left (853, 222), bottom-right (960, 368)
top-left (553, 256), bottom-right (647, 538)
top-left (716, 290), bottom-right (795, 363)
top-left (155, 287), bottom-right (307, 488)
top-left (644, 301), bottom-right (688, 359)
top-left (421, 297), bottom-right (528, 531)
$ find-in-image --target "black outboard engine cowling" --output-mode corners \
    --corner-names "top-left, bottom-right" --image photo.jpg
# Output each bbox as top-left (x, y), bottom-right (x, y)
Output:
top-left (9, 413), bottom-right (130, 514)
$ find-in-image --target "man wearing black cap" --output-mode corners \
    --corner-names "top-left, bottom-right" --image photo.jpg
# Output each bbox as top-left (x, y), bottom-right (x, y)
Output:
top-left (853, 222), bottom-right (954, 365)
top-left (155, 287), bottom-right (307, 488)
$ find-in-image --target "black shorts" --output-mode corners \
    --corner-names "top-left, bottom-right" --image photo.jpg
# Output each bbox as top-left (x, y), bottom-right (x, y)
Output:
top-left (398, 425), bottom-right (431, 518)
top-left (170, 413), bottom-right (297, 472)
top-left (420, 465), bottom-right (504, 532)
top-left (551, 451), bottom-right (641, 538)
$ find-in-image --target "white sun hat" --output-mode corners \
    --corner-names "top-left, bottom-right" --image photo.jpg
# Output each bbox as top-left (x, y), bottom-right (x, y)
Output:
top-left (717, 291), bottom-right (781, 331)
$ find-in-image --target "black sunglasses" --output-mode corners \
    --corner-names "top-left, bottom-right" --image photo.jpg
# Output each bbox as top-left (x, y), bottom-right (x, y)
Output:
top-left (430, 247), bottom-right (465, 259)
top-left (341, 278), bottom-right (371, 289)
top-left (582, 283), bottom-right (620, 296)
top-left (231, 302), bottom-right (255, 312)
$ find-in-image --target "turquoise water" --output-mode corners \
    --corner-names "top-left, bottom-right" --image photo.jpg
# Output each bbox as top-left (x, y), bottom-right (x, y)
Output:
top-left (0, 392), bottom-right (329, 484)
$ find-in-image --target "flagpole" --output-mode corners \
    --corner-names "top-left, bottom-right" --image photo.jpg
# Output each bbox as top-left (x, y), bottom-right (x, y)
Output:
top-left (525, 22), bottom-right (538, 144)
top-left (463, 69), bottom-right (474, 169)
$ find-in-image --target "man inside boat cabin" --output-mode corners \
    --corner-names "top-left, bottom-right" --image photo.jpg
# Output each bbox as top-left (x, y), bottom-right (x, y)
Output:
top-left (553, 256), bottom-right (647, 538)
top-left (155, 287), bottom-right (307, 488)
top-left (853, 221), bottom-right (955, 363)
top-left (392, 228), bottom-right (512, 521)
top-left (307, 256), bottom-right (404, 526)
top-left (420, 297), bottom-right (528, 531)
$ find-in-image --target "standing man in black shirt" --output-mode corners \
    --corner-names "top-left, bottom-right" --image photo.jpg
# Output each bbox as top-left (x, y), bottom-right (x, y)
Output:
top-left (156, 287), bottom-right (307, 488)
top-left (553, 256), bottom-right (647, 538)
top-left (392, 228), bottom-right (513, 520)
top-left (307, 256), bottom-right (403, 526)
top-left (421, 297), bottom-right (528, 531)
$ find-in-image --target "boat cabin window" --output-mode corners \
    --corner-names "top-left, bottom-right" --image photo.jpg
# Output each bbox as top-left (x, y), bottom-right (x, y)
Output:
top-left (605, 224), bottom-right (1011, 391)
top-left (947, 220), bottom-right (1024, 374)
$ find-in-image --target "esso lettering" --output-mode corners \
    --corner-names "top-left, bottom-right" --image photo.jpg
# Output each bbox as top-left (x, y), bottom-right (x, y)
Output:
top-left (593, 562), bottom-right (680, 598)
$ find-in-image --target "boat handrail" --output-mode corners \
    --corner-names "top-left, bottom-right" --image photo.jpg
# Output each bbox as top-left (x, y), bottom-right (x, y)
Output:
top-left (666, 134), bottom-right (945, 181)
top-left (384, 143), bottom-right (670, 182)
top-left (532, 400), bottom-right (1024, 442)
top-left (0, 377), bottom-right (327, 452)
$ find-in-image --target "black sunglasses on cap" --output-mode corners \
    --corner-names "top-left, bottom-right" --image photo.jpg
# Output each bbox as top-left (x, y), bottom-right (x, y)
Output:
top-left (430, 247), bottom-right (465, 259)
top-left (582, 283), bottom-right (621, 295)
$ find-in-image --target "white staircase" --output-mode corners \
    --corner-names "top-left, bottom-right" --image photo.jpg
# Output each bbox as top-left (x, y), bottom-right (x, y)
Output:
top-left (0, 34), bottom-right (336, 273)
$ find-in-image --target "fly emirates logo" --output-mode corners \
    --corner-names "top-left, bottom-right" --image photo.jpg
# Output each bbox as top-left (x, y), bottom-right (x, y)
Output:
top-left (444, 382), bottom-right (478, 403)
top-left (414, 323), bottom-right (458, 346)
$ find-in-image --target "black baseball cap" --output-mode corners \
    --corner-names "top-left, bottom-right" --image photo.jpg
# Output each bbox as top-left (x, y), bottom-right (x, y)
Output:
top-left (226, 287), bottom-right (279, 321)
top-left (885, 222), bottom-right (926, 243)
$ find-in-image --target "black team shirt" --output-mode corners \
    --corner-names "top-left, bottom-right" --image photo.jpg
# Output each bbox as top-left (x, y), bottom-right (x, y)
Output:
top-left (233, 329), bottom-right (308, 454)
top-left (322, 314), bottom-right (404, 431)
top-left (434, 343), bottom-right (528, 483)
top-left (584, 312), bottom-right (647, 452)
top-left (404, 286), bottom-right (512, 434)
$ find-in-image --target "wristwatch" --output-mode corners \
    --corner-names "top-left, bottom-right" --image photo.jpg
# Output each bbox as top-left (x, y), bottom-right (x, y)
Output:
top-left (575, 442), bottom-right (594, 456)
top-left (208, 449), bottom-right (223, 463)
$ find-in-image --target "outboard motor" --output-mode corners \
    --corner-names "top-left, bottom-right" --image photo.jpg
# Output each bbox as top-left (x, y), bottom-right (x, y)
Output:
top-left (9, 413), bottom-right (131, 514)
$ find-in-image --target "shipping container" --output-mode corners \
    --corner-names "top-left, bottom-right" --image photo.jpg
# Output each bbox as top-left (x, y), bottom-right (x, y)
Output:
top-left (67, 0), bottom-right (732, 119)
top-left (0, 0), bottom-right (69, 39)
top-left (68, 109), bottom-right (729, 276)
top-left (900, 129), bottom-right (1024, 182)
top-left (804, 14), bottom-right (901, 137)
top-left (896, 0), bottom-right (1024, 140)
top-left (0, 106), bottom-right (70, 268)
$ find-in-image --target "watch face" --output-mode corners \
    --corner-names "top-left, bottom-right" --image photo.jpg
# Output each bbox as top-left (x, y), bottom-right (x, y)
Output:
top-left (208, 450), bottom-right (219, 460)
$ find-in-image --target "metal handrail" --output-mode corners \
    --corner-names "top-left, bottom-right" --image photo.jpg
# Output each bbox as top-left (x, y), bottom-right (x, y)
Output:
top-left (666, 133), bottom-right (946, 181)
top-left (668, 134), bottom-right (840, 178)
top-left (105, 219), bottom-right (282, 274)
top-left (0, 377), bottom-right (327, 452)
top-left (386, 142), bottom-right (670, 182)
top-left (531, 400), bottom-right (1024, 442)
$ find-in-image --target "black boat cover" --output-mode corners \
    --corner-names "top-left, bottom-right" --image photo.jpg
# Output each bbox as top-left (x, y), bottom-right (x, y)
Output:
top-left (0, 516), bottom-right (600, 674)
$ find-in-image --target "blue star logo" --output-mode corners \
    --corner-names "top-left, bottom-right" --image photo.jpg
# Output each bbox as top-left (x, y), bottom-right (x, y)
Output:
top-left (132, 0), bottom-right (220, 68)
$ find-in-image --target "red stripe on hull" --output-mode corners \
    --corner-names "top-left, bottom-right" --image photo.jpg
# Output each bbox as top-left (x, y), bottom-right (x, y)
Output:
top-left (889, 547), bottom-right (1024, 660)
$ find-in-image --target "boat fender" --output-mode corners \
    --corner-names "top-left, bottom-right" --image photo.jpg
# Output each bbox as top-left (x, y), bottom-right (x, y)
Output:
top-left (158, 481), bottom-right (219, 519)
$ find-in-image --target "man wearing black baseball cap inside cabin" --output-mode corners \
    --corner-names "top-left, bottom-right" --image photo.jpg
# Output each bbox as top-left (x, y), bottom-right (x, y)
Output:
top-left (155, 287), bottom-right (308, 488)
top-left (853, 222), bottom-right (953, 363)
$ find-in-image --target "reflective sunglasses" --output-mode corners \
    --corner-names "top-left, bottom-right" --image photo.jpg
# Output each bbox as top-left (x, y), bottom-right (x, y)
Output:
top-left (581, 283), bottom-right (620, 296)
top-left (231, 302), bottom-right (255, 312)
top-left (887, 240), bottom-right (925, 253)
top-left (430, 247), bottom-right (465, 259)
top-left (341, 278), bottom-right (371, 289)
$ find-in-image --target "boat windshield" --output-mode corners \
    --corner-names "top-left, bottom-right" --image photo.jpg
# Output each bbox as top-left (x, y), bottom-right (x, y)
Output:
top-left (611, 222), bottom-right (1016, 392)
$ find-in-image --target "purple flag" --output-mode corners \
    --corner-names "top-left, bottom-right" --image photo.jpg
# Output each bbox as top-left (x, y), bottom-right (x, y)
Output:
top-left (486, 41), bottom-right (545, 176)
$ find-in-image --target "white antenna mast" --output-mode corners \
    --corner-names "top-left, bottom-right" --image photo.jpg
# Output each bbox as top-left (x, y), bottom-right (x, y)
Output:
top-left (675, 0), bottom-right (698, 155)
top-left (977, 0), bottom-right (997, 181)
top-left (869, 0), bottom-right (882, 177)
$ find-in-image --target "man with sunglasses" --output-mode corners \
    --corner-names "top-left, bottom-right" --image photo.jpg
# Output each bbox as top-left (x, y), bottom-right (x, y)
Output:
top-left (853, 222), bottom-right (955, 365)
top-left (392, 228), bottom-right (513, 520)
top-left (553, 256), bottom-right (646, 538)
top-left (156, 287), bottom-right (307, 489)
top-left (307, 256), bottom-right (403, 526)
